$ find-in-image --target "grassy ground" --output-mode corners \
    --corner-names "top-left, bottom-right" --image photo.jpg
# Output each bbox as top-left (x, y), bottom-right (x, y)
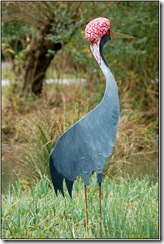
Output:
top-left (2, 63), bottom-right (159, 239)
top-left (2, 175), bottom-right (159, 239)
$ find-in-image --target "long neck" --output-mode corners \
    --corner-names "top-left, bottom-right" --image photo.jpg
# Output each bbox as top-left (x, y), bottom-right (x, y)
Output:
top-left (90, 39), bottom-right (119, 111)
top-left (90, 40), bottom-right (112, 79)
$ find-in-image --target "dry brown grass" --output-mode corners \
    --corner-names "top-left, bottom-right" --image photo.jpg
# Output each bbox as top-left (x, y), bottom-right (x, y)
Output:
top-left (2, 81), bottom-right (158, 190)
top-left (104, 109), bottom-right (158, 182)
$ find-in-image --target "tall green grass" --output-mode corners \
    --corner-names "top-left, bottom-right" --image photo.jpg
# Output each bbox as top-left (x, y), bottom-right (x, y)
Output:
top-left (2, 175), bottom-right (159, 239)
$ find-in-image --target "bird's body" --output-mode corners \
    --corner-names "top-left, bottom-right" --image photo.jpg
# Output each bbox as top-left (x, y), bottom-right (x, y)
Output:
top-left (49, 17), bottom-right (133, 236)
top-left (50, 36), bottom-right (120, 197)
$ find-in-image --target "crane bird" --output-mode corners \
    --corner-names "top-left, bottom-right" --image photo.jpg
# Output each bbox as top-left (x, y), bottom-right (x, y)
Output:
top-left (50, 17), bottom-right (133, 236)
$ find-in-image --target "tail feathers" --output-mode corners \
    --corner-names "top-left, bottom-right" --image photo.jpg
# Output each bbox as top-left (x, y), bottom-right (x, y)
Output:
top-left (65, 178), bottom-right (74, 198)
top-left (50, 155), bottom-right (74, 197)
top-left (50, 156), bottom-right (64, 197)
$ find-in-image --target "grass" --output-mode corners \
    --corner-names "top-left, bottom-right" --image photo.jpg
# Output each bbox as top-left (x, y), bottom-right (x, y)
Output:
top-left (2, 63), bottom-right (159, 239)
top-left (2, 174), bottom-right (159, 239)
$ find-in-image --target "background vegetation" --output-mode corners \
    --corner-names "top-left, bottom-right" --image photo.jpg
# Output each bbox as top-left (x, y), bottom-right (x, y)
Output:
top-left (2, 1), bottom-right (159, 239)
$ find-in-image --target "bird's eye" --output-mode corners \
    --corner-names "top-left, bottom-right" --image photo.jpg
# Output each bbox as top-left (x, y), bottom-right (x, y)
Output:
top-left (106, 30), bottom-right (109, 35)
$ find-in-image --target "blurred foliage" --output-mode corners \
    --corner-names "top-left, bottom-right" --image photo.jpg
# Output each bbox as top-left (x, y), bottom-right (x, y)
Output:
top-left (51, 1), bottom-right (159, 114)
top-left (2, 2), bottom-right (107, 60)
top-left (2, 2), bottom-right (111, 95)
top-left (2, 2), bottom-right (159, 86)
top-left (2, 22), bottom-right (34, 61)
top-left (65, 2), bottom-right (159, 87)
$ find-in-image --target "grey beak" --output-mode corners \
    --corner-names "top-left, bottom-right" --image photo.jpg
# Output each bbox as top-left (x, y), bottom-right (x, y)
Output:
top-left (111, 29), bottom-right (134, 39)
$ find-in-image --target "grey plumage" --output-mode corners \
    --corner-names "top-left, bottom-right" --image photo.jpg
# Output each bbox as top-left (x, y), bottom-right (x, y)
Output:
top-left (50, 31), bottom-right (120, 197)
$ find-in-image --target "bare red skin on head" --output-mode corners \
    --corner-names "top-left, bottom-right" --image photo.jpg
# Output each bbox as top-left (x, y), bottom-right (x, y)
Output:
top-left (85, 17), bottom-right (110, 43)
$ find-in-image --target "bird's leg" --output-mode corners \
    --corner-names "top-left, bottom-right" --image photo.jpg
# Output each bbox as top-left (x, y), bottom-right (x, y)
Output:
top-left (84, 185), bottom-right (89, 238)
top-left (97, 173), bottom-right (103, 238)
top-left (99, 182), bottom-right (102, 238)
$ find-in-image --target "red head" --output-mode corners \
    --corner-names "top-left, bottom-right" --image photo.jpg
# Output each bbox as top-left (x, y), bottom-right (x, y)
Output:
top-left (85, 17), bottom-right (110, 43)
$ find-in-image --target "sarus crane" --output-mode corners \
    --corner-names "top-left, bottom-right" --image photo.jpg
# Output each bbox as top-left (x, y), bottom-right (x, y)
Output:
top-left (50, 17), bottom-right (133, 237)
